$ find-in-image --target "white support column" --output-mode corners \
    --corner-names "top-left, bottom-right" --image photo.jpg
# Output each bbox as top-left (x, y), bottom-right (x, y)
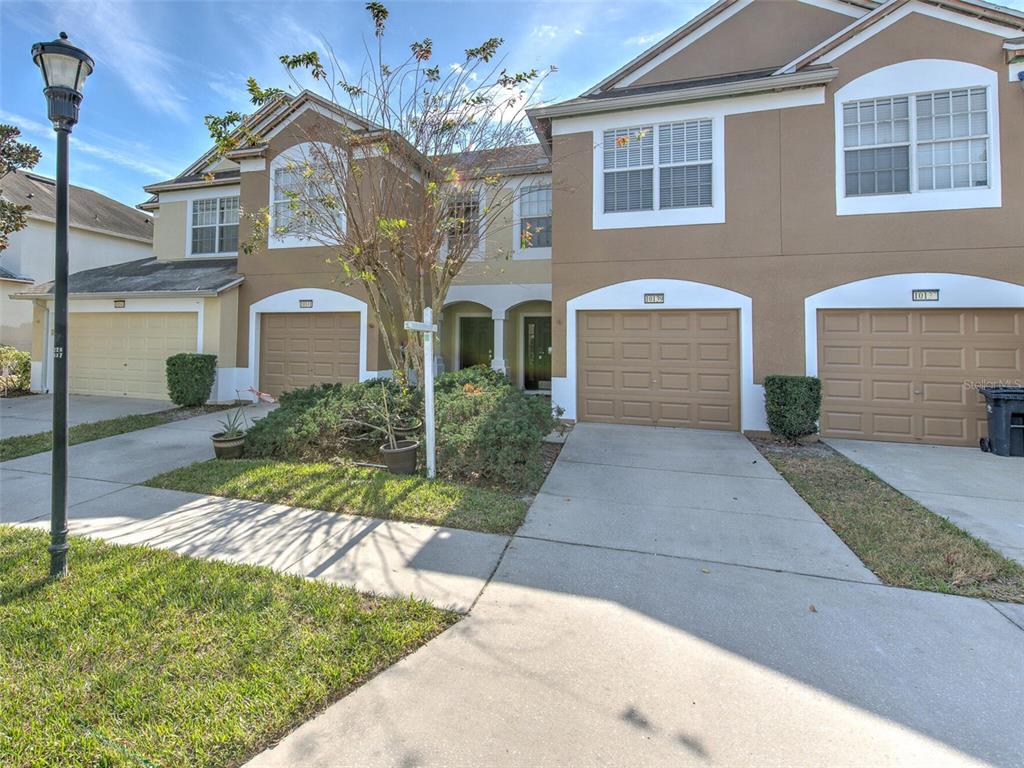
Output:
top-left (491, 312), bottom-right (506, 373)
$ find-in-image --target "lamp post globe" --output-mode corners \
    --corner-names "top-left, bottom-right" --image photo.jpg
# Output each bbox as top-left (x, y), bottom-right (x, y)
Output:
top-left (31, 32), bottom-right (93, 579)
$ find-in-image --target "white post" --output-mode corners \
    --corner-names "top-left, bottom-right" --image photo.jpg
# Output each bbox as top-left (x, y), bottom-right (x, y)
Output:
top-left (423, 307), bottom-right (436, 479)
top-left (491, 313), bottom-right (506, 373)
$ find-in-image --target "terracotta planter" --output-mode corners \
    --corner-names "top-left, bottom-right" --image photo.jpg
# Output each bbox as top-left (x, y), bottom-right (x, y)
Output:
top-left (379, 439), bottom-right (419, 475)
top-left (212, 432), bottom-right (245, 459)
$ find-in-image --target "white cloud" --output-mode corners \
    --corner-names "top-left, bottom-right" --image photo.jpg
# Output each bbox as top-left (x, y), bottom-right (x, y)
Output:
top-left (1, 110), bottom-right (176, 179)
top-left (43, 0), bottom-right (190, 122)
top-left (624, 28), bottom-right (675, 46)
top-left (532, 25), bottom-right (559, 40)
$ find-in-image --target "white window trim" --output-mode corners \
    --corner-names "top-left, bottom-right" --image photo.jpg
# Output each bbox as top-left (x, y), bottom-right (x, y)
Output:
top-left (593, 118), bottom-right (724, 229)
top-left (834, 59), bottom-right (1001, 216)
top-left (440, 186), bottom-right (486, 262)
top-left (268, 142), bottom-right (347, 250)
top-left (512, 174), bottom-right (552, 260)
top-left (185, 188), bottom-right (241, 258)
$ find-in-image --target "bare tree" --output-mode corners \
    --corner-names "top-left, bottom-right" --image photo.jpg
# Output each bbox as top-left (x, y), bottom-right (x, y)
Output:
top-left (205, 2), bottom-right (553, 382)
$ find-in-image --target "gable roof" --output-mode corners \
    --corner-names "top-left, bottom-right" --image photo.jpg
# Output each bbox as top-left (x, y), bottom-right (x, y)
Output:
top-left (1, 171), bottom-right (153, 243)
top-left (586, 0), bottom-right (875, 95)
top-left (777, 0), bottom-right (1024, 73)
top-left (0, 265), bottom-right (33, 284)
top-left (15, 257), bottom-right (243, 299)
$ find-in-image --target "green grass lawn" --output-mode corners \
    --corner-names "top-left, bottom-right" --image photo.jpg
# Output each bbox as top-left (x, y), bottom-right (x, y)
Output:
top-left (0, 525), bottom-right (456, 768)
top-left (756, 440), bottom-right (1024, 603)
top-left (146, 459), bottom-right (528, 535)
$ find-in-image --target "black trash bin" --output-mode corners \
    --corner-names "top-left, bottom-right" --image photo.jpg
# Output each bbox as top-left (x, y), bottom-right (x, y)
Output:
top-left (978, 387), bottom-right (1024, 457)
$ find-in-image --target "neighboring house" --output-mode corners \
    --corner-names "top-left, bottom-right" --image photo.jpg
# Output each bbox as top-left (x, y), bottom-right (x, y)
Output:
top-left (16, 0), bottom-right (1024, 449)
top-left (1, 170), bottom-right (153, 352)
top-left (526, 0), bottom-right (1024, 447)
top-left (15, 91), bottom-right (551, 401)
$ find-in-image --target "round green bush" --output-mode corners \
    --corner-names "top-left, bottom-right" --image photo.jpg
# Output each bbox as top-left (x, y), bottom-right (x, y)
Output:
top-left (764, 375), bottom-right (822, 440)
top-left (165, 353), bottom-right (217, 406)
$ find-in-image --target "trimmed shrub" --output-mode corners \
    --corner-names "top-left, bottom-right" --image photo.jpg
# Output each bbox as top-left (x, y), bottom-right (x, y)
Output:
top-left (245, 378), bottom-right (420, 461)
top-left (435, 368), bottom-right (557, 491)
top-left (764, 375), bottom-right (822, 440)
top-left (165, 353), bottom-right (217, 407)
top-left (0, 345), bottom-right (31, 396)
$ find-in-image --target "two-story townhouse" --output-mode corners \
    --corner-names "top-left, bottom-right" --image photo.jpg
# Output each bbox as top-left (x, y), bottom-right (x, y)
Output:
top-left (529, 0), bottom-right (1024, 447)
top-left (16, 90), bottom-right (554, 402)
top-left (1, 170), bottom-right (153, 354)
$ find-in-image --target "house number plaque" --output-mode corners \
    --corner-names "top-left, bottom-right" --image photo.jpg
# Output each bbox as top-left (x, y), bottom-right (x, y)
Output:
top-left (911, 289), bottom-right (939, 302)
top-left (644, 293), bottom-right (665, 304)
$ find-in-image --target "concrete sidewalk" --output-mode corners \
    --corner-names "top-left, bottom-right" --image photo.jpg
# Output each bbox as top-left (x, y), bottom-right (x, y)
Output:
top-left (829, 438), bottom-right (1024, 565)
top-left (0, 394), bottom-right (172, 439)
top-left (248, 423), bottom-right (1024, 767)
top-left (15, 486), bottom-right (506, 612)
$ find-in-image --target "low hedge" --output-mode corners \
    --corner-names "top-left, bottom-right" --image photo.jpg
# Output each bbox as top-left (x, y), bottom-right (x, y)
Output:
top-left (166, 353), bottom-right (217, 406)
top-left (245, 378), bottom-right (420, 461)
top-left (0, 345), bottom-right (31, 396)
top-left (435, 367), bottom-right (556, 491)
top-left (246, 366), bottom-right (557, 491)
top-left (764, 375), bottom-right (822, 440)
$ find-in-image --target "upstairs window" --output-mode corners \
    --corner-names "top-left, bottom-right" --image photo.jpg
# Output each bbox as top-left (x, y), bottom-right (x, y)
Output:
top-left (269, 144), bottom-right (346, 248)
top-left (603, 121), bottom-right (713, 214)
top-left (447, 190), bottom-right (481, 253)
top-left (519, 180), bottom-right (552, 249)
top-left (191, 195), bottom-right (238, 255)
top-left (843, 88), bottom-right (988, 198)
top-left (603, 127), bottom-right (653, 213)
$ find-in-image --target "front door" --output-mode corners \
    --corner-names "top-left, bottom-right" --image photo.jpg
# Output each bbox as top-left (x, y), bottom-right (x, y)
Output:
top-left (459, 316), bottom-right (493, 369)
top-left (523, 316), bottom-right (552, 391)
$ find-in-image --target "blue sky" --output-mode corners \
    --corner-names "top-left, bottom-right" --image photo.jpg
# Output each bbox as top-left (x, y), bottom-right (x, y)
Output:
top-left (3, 0), bottom-right (1022, 208)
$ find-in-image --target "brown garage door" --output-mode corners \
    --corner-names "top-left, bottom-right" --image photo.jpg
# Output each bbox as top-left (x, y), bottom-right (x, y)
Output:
top-left (577, 309), bottom-right (740, 430)
top-left (818, 308), bottom-right (1023, 446)
top-left (259, 312), bottom-right (359, 397)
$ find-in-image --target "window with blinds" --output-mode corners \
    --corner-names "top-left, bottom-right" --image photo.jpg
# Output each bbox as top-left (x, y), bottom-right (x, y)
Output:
top-left (602, 121), bottom-right (713, 213)
top-left (271, 160), bottom-right (345, 241)
top-left (842, 87), bottom-right (989, 197)
top-left (519, 180), bottom-right (552, 248)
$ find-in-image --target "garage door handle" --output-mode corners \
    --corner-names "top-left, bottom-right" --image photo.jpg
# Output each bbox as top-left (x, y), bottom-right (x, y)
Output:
top-left (913, 389), bottom-right (922, 395)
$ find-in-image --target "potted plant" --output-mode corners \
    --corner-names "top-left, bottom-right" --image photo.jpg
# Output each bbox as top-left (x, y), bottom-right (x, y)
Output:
top-left (211, 408), bottom-right (248, 459)
top-left (342, 383), bottom-right (419, 474)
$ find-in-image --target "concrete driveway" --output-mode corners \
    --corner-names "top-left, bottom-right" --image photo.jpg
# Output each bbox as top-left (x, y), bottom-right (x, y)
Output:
top-left (248, 423), bottom-right (1024, 767)
top-left (829, 439), bottom-right (1024, 565)
top-left (0, 394), bottom-right (172, 439)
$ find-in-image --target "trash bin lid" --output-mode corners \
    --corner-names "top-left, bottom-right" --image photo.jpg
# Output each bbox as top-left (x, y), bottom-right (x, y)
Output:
top-left (978, 386), bottom-right (1024, 401)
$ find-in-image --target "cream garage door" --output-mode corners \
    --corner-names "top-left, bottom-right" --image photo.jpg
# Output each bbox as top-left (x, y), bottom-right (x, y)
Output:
top-left (577, 309), bottom-right (740, 430)
top-left (70, 312), bottom-right (197, 399)
top-left (818, 308), bottom-right (1023, 446)
top-left (259, 312), bottom-right (360, 397)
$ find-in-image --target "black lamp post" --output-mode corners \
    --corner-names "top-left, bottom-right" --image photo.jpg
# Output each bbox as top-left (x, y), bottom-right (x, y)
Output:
top-left (31, 33), bottom-right (93, 579)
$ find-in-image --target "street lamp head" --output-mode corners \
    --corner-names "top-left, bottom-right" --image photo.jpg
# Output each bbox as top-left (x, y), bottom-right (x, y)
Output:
top-left (31, 32), bottom-right (94, 131)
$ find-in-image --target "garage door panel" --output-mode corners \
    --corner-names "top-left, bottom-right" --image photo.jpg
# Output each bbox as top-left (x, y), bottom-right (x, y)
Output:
top-left (69, 312), bottom-right (196, 399)
top-left (259, 312), bottom-right (360, 397)
top-left (818, 308), bottom-right (1023, 446)
top-left (578, 309), bottom-right (739, 431)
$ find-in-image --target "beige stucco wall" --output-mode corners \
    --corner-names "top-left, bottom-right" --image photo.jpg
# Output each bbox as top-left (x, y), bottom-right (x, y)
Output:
top-left (1, 282), bottom-right (34, 350)
top-left (152, 201), bottom-right (187, 262)
top-left (629, 0), bottom-right (854, 88)
top-left (549, 12), bottom-right (1024, 381)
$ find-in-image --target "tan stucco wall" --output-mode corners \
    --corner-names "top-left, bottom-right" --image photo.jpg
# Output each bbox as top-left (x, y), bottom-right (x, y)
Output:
top-left (200, 290), bottom-right (238, 368)
top-left (550, 12), bottom-right (1024, 381)
top-left (152, 201), bottom-right (187, 262)
top-left (0, 282), bottom-right (34, 350)
top-left (629, 0), bottom-right (854, 87)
